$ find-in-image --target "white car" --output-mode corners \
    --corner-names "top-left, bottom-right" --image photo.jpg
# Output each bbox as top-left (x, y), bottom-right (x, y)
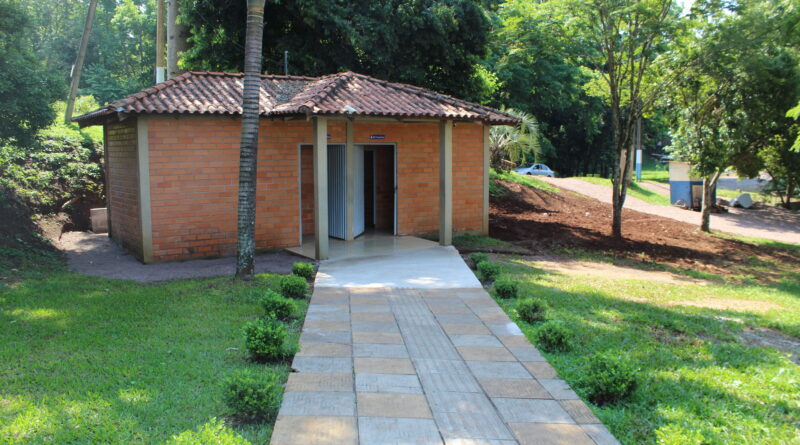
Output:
top-left (515, 163), bottom-right (555, 177)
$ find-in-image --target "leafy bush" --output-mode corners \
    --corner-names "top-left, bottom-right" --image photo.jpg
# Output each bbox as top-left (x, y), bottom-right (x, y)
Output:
top-left (493, 278), bottom-right (519, 299)
top-left (292, 262), bottom-right (315, 279)
top-left (580, 354), bottom-right (638, 406)
top-left (516, 298), bottom-right (549, 323)
top-left (0, 97), bottom-right (104, 214)
top-left (167, 418), bottom-right (251, 444)
top-left (260, 290), bottom-right (297, 321)
top-left (279, 274), bottom-right (309, 299)
top-left (533, 321), bottom-right (572, 352)
top-left (477, 261), bottom-right (501, 281)
top-left (223, 370), bottom-right (284, 423)
top-left (469, 252), bottom-right (488, 268)
top-left (243, 319), bottom-right (293, 362)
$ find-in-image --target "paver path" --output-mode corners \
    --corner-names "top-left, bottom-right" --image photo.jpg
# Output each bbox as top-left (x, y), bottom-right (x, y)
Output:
top-left (271, 247), bottom-right (619, 445)
top-left (539, 177), bottom-right (800, 244)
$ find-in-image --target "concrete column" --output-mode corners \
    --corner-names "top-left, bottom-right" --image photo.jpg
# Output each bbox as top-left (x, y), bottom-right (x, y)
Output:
top-left (482, 124), bottom-right (490, 235)
top-left (439, 120), bottom-right (453, 246)
top-left (313, 117), bottom-right (329, 260)
top-left (136, 118), bottom-right (153, 263)
top-left (345, 120), bottom-right (355, 240)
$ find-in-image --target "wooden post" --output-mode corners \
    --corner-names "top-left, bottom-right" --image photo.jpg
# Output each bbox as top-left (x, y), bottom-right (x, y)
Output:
top-left (313, 117), bottom-right (329, 260)
top-left (64, 0), bottom-right (98, 123)
top-left (439, 120), bottom-right (453, 246)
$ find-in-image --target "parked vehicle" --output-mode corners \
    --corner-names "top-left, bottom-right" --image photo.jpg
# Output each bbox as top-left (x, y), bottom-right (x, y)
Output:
top-left (515, 163), bottom-right (555, 177)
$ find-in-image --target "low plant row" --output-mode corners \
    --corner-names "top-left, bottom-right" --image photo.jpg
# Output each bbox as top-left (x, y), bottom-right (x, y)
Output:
top-left (168, 262), bottom-right (315, 444)
top-left (468, 252), bottom-right (637, 407)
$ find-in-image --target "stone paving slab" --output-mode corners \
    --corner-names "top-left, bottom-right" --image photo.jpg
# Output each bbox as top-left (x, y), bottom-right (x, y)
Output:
top-left (272, 251), bottom-right (620, 445)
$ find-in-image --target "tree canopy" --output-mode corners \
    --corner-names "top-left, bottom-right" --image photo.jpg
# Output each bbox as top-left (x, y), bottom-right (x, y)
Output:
top-left (182, 0), bottom-right (493, 101)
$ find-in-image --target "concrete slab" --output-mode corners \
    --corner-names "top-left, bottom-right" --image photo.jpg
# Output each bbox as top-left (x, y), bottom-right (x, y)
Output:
top-left (315, 246), bottom-right (482, 289)
top-left (357, 417), bottom-right (443, 445)
top-left (286, 373), bottom-right (354, 393)
top-left (271, 416), bottom-right (357, 445)
top-left (278, 392), bottom-right (356, 416)
top-left (355, 373), bottom-right (422, 394)
top-left (357, 392), bottom-right (432, 418)
top-left (509, 423), bottom-right (595, 445)
top-left (492, 399), bottom-right (574, 424)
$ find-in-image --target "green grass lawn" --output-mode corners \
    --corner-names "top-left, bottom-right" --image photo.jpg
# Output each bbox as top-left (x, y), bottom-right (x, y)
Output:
top-left (0, 264), bottom-right (305, 444)
top-left (488, 255), bottom-right (800, 444)
top-left (641, 156), bottom-right (670, 183)
top-left (577, 176), bottom-right (672, 206)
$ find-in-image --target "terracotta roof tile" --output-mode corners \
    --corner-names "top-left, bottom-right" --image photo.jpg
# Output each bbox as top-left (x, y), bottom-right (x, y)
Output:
top-left (73, 71), bottom-right (518, 126)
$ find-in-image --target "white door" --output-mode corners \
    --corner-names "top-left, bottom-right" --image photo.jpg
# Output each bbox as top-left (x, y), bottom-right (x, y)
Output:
top-left (327, 145), bottom-right (346, 239)
top-left (353, 148), bottom-right (366, 237)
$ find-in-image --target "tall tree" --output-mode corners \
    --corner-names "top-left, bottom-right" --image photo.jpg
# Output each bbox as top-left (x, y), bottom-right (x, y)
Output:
top-left (235, 0), bottom-right (266, 278)
top-left (0, 0), bottom-right (61, 144)
top-left (551, 0), bottom-right (680, 237)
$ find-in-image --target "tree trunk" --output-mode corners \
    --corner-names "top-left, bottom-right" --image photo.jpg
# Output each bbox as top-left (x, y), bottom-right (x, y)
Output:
top-left (167, 0), bottom-right (190, 78)
top-left (235, 0), bottom-right (266, 278)
top-left (64, 0), bottom-right (98, 123)
top-left (700, 170), bottom-right (721, 232)
top-left (785, 181), bottom-right (795, 209)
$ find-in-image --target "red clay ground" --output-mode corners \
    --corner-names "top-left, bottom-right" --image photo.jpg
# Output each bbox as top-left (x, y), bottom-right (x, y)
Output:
top-left (489, 179), bottom-right (800, 281)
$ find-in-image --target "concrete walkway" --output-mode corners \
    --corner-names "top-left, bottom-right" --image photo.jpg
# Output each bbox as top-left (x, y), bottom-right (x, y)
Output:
top-left (271, 247), bottom-right (618, 445)
top-left (540, 177), bottom-right (800, 244)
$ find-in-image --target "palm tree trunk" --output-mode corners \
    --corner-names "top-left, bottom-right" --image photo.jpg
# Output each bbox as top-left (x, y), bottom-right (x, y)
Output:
top-left (235, 0), bottom-right (266, 278)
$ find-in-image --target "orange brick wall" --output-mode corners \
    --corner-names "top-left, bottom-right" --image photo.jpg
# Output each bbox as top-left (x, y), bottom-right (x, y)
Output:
top-left (107, 117), bottom-right (485, 262)
top-left (146, 117), bottom-right (304, 261)
top-left (453, 124), bottom-right (484, 233)
top-left (105, 119), bottom-right (142, 259)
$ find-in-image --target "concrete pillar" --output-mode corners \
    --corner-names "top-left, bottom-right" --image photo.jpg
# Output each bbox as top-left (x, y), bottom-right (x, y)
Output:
top-left (345, 120), bottom-right (355, 240)
top-left (439, 120), bottom-right (453, 246)
top-left (313, 117), bottom-right (329, 260)
top-left (482, 124), bottom-right (490, 235)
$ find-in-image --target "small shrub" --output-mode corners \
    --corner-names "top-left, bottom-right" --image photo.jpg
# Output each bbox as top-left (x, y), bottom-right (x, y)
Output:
top-left (533, 321), bottom-right (572, 352)
top-left (580, 354), bottom-right (638, 406)
top-left (516, 298), bottom-right (549, 323)
top-left (469, 252), bottom-right (488, 268)
top-left (292, 262), bottom-right (315, 279)
top-left (477, 261), bottom-right (501, 281)
top-left (260, 290), bottom-right (297, 321)
top-left (279, 274), bottom-right (309, 299)
top-left (167, 418), bottom-right (251, 444)
top-left (493, 278), bottom-right (519, 299)
top-left (223, 370), bottom-right (283, 423)
top-left (243, 319), bottom-right (293, 362)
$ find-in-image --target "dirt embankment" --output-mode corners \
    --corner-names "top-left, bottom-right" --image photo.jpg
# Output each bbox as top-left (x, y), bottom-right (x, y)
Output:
top-left (489, 180), bottom-right (799, 280)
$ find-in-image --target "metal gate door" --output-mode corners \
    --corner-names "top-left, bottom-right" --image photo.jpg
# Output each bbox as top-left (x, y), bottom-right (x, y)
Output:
top-left (327, 145), bottom-right (346, 239)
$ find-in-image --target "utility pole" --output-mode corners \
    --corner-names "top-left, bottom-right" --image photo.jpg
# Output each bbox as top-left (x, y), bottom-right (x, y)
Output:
top-left (284, 50), bottom-right (288, 75)
top-left (167, 0), bottom-right (189, 78)
top-left (64, 0), bottom-right (98, 124)
top-left (155, 0), bottom-right (166, 83)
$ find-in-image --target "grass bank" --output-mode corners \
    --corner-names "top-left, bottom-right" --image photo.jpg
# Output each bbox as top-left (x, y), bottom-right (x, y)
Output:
top-left (1, 262), bottom-right (306, 443)
top-left (577, 176), bottom-right (671, 206)
top-left (486, 255), bottom-right (800, 444)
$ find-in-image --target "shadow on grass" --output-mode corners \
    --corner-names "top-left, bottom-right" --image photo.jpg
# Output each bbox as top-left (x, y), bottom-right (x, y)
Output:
top-left (496, 262), bottom-right (800, 444)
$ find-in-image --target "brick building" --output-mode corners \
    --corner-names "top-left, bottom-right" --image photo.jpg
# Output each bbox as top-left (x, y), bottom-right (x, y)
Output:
top-left (75, 71), bottom-right (518, 262)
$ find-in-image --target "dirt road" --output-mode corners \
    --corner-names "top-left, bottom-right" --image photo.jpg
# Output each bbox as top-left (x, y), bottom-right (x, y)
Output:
top-left (539, 177), bottom-right (800, 244)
